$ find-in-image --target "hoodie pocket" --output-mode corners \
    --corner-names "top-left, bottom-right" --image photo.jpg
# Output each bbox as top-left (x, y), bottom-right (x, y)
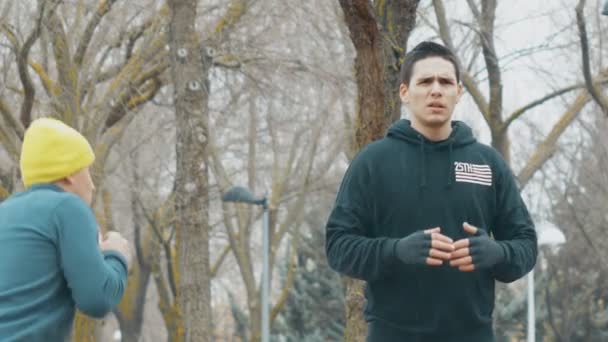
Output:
top-left (431, 268), bottom-right (495, 334)
top-left (365, 266), bottom-right (429, 328)
top-left (472, 271), bottom-right (495, 320)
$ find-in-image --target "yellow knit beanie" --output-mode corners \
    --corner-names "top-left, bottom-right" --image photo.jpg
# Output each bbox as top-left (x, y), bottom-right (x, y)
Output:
top-left (20, 118), bottom-right (95, 188)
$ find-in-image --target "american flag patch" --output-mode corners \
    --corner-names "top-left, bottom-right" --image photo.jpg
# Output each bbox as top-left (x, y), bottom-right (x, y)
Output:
top-left (454, 162), bottom-right (492, 186)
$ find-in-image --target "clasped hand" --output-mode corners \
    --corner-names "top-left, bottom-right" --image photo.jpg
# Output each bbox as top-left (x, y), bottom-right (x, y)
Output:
top-left (394, 222), bottom-right (505, 272)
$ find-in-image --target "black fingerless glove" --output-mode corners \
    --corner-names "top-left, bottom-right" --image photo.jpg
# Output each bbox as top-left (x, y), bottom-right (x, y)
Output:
top-left (394, 231), bottom-right (432, 265)
top-left (468, 229), bottom-right (506, 269)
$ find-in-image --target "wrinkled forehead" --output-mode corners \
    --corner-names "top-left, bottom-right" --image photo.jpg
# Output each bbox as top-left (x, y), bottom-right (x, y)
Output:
top-left (411, 57), bottom-right (457, 80)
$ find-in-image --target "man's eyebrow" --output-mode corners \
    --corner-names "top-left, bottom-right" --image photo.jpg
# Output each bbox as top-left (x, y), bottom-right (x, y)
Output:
top-left (438, 76), bottom-right (456, 82)
top-left (416, 75), bottom-right (456, 81)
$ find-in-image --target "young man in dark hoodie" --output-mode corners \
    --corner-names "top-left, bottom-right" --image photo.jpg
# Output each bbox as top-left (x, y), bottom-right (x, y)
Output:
top-left (325, 41), bottom-right (538, 341)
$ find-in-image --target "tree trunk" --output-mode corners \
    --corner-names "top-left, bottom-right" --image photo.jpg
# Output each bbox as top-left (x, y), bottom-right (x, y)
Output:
top-left (168, 0), bottom-right (213, 340)
top-left (337, 1), bottom-right (420, 340)
top-left (114, 262), bottom-right (151, 342)
top-left (72, 313), bottom-right (97, 342)
top-left (249, 301), bottom-right (262, 342)
top-left (339, 0), bottom-right (386, 157)
top-left (374, 0), bottom-right (420, 124)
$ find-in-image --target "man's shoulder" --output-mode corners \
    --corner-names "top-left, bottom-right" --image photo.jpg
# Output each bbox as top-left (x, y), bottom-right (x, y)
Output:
top-left (10, 188), bottom-right (90, 219)
top-left (0, 188), bottom-right (89, 239)
top-left (467, 140), bottom-right (496, 153)
top-left (29, 187), bottom-right (83, 206)
top-left (357, 137), bottom-right (400, 158)
top-left (466, 141), bottom-right (507, 164)
top-left (346, 139), bottom-right (398, 172)
top-left (49, 192), bottom-right (93, 217)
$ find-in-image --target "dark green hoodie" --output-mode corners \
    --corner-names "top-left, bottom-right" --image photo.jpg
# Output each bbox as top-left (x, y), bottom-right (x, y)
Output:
top-left (326, 120), bottom-right (537, 341)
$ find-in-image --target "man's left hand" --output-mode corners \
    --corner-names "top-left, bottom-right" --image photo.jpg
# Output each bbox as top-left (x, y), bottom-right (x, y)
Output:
top-left (449, 222), bottom-right (506, 272)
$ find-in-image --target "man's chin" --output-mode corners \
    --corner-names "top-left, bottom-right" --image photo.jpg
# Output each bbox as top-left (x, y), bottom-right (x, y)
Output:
top-left (422, 117), bottom-right (450, 128)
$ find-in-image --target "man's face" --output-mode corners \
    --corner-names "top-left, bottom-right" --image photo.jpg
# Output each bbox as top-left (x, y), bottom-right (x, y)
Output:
top-left (67, 167), bottom-right (95, 205)
top-left (399, 57), bottom-right (463, 129)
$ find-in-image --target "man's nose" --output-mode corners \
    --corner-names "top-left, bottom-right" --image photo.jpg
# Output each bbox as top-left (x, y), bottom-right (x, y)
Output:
top-left (430, 81), bottom-right (442, 96)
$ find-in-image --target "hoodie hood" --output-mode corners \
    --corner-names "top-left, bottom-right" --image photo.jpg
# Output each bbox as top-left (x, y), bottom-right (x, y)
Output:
top-left (387, 119), bottom-right (477, 187)
top-left (387, 119), bottom-right (476, 147)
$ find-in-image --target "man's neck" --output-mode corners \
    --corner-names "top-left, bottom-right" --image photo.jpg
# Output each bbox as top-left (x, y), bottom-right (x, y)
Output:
top-left (411, 121), bottom-right (452, 142)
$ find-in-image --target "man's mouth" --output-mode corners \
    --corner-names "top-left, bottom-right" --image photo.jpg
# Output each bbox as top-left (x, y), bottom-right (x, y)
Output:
top-left (428, 102), bottom-right (445, 109)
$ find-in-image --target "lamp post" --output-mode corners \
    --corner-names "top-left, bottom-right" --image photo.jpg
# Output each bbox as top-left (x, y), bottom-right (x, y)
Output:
top-left (527, 221), bottom-right (565, 342)
top-left (222, 186), bottom-right (269, 342)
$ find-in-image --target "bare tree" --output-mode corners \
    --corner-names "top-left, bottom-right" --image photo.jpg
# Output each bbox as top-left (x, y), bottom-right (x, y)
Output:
top-left (430, 0), bottom-right (608, 188)
top-left (541, 112), bottom-right (608, 341)
top-left (576, 0), bottom-right (608, 116)
top-left (167, 0), bottom-right (213, 340)
top-left (0, 1), bottom-right (171, 339)
top-left (336, 1), bottom-right (420, 340)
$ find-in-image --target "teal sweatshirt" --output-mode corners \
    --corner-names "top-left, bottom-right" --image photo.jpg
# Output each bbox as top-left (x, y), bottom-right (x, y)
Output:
top-left (325, 120), bottom-right (537, 341)
top-left (0, 184), bottom-right (128, 341)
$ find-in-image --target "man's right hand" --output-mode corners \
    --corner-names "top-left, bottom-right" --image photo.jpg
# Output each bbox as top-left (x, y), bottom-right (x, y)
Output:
top-left (100, 231), bottom-right (132, 268)
top-left (395, 227), bottom-right (454, 266)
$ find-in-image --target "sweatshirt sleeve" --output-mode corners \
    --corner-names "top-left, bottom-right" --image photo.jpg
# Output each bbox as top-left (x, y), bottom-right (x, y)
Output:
top-left (491, 157), bottom-right (538, 283)
top-left (53, 196), bottom-right (128, 318)
top-left (325, 151), bottom-right (397, 282)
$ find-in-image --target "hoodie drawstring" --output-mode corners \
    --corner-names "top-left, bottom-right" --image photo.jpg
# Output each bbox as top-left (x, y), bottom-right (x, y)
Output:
top-left (447, 139), bottom-right (454, 187)
top-left (419, 136), bottom-right (455, 188)
top-left (418, 135), bottom-right (427, 188)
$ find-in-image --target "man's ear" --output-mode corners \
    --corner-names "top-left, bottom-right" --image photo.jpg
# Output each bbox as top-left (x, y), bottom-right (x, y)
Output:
top-left (61, 175), bottom-right (75, 186)
top-left (399, 83), bottom-right (409, 104)
top-left (456, 83), bottom-right (463, 103)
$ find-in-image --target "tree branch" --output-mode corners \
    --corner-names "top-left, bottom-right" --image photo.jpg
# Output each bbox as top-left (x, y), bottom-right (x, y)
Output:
top-left (0, 97), bottom-right (23, 141)
top-left (74, 0), bottom-right (117, 67)
top-left (465, 0), bottom-right (481, 21)
top-left (269, 238), bottom-right (298, 324)
top-left (432, 0), bottom-right (490, 120)
top-left (517, 91), bottom-right (590, 188)
top-left (104, 74), bottom-right (164, 129)
top-left (270, 97), bottom-right (332, 264)
top-left (80, 16), bottom-right (158, 107)
top-left (479, 0), bottom-right (502, 125)
top-left (576, 0), bottom-right (608, 116)
top-left (29, 60), bottom-right (61, 97)
top-left (210, 0), bottom-right (247, 39)
top-left (221, 201), bottom-right (257, 305)
top-left (502, 83), bottom-right (591, 132)
top-left (101, 189), bottom-right (116, 232)
top-left (96, 33), bottom-right (168, 133)
top-left (0, 124), bottom-right (19, 162)
top-left (210, 243), bottom-right (231, 278)
top-left (17, 1), bottom-right (49, 128)
top-left (134, 193), bottom-right (178, 298)
top-left (46, 6), bottom-right (80, 125)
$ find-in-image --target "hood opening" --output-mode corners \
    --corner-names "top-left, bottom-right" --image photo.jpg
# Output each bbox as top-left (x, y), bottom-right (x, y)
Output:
top-left (388, 119), bottom-right (475, 188)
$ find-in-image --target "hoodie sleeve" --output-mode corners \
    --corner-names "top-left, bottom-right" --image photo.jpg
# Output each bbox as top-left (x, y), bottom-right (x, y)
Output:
top-left (325, 150), bottom-right (398, 282)
top-left (491, 157), bottom-right (538, 283)
top-left (53, 195), bottom-right (127, 318)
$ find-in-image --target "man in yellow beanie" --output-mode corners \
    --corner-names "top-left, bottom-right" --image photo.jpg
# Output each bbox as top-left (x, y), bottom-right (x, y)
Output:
top-left (0, 118), bottom-right (132, 341)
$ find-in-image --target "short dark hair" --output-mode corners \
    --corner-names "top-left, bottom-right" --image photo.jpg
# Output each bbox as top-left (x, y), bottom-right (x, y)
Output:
top-left (399, 41), bottom-right (461, 86)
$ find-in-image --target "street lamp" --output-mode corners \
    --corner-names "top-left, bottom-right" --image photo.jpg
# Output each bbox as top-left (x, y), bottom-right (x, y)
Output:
top-left (527, 221), bottom-right (566, 342)
top-left (222, 186), bottom-right (269, 342)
